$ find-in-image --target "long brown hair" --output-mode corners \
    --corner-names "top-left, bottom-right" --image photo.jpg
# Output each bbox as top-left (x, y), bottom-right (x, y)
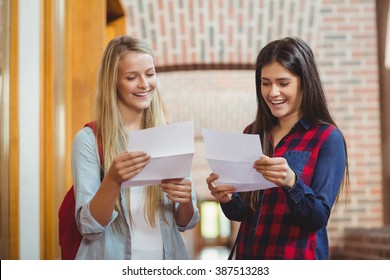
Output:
top-left (242, 37), bottom-right (349, 210)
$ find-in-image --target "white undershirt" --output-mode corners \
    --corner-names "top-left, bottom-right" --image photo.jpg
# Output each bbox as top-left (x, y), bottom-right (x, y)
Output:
top-left (129, 186), bottom-right (164, 260)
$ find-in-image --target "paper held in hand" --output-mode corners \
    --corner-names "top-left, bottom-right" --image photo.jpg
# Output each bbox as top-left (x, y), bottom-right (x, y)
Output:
top-left (202, 128), bottom-right (276, 192)
top-left (122, 121), bottom-right (194, 187)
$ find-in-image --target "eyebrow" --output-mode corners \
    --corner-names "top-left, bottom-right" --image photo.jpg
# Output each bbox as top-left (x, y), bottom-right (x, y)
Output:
top-left (123, 67), bottom-right (156, 75)
top-left (260, 77), bottom-right (292, 81)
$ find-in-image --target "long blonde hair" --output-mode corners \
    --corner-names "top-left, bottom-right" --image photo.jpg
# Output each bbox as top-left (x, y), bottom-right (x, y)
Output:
top-left (94, 35), bottom-right (166, 227)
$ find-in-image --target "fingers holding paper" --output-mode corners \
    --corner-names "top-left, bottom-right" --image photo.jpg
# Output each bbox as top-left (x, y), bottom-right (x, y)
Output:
top-left (161, 178), bottom-right (192, 204)
top-left (206, 173), bottom-right (236, 203)
top-left (107, 151), bottom-right (151, 186)
top-left (161, 178), bottom-right (195, 227)
top-left (253, 155), bottom-right (296, 188)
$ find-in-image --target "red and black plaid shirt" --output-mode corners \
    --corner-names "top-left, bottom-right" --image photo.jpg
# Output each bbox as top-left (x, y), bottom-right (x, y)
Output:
top-left (221, 118), bottom-right (346, 259)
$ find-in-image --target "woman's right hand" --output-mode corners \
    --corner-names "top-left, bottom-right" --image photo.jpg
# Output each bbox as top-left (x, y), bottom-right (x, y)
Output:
top-left (106, 151), bottom-right (150, 187)
top-left (206, 173), bottom-right (236, 204)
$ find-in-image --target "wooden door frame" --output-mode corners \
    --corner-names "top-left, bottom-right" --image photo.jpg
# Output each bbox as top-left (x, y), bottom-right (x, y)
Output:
top-left (0, 0), bottom-right (20, 260)
top-left (376, 0), bottom-right (390, 225)
top-left (39, 0), bottom-right (127, 259)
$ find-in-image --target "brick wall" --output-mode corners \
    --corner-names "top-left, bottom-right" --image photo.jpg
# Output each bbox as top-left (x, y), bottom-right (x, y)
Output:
top-left (342, 227), bottom-right (390, 259)
top-left (123, 0), bottom-right (384, 258)
top-left (126, 0), bottom-right (321, 66)
top-left (315, 0), bottom-right (383, 256)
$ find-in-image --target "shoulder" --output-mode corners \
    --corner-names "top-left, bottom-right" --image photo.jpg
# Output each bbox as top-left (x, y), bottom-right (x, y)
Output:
top-left (318, 124), bottom-right (343, 140)
top-left (326, 126), bottom-right (344, 145)
top-left (309, 123), bottom-right (343, 140)
top-left (72, 126), bottom-right (96, 151)
top-left (302, 123), bottom-right (345, 152)
top-left (314, 124), bottom-right (345, 153)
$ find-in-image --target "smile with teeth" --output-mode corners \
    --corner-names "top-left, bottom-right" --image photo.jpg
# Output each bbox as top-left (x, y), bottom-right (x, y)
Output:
top-left (133, 91), bottom-right (149, 97)
top-left (270, 99), bottom-right (287, 105)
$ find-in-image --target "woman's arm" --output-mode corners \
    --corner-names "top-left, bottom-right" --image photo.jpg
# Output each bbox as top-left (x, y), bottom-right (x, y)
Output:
top-left (282, 129), bottom-right (346, 231)
top-left (90, 151), bottom-right (150, 226)
top-left (72, 128), bottom-right (150, 231)
top-left (161, 178), bottom-right (198, 228)
top-left (206, 172), bottom-right (245, 221)
top-left (220, 192), bottom-right (247, 221)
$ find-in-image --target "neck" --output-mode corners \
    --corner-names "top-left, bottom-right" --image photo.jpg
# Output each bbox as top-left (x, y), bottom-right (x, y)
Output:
top-left (120, 107), bottom-right (145, 130)
top-left (277, 112), bottom-right (301, 132)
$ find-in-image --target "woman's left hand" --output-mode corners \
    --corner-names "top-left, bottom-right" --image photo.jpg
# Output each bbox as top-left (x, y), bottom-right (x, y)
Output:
top-left (253, 155), bottom-right (296, 188)
top-left (161, 178), bottom-right (194, 227)
top-left (160, 178), bottom-right (192, 205)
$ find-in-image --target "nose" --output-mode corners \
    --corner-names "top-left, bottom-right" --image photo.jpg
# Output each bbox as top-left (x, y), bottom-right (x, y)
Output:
top-left (138, 76), bottom-right (148, 89)
top-left (269, 84), bottom-right (280, 97)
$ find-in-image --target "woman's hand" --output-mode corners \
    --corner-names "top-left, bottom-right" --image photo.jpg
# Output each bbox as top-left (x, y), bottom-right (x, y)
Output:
top-left (206, 173), bottom-right (236, 203)
top-left (161, 178), bottom-right (194, 227)
top-left (90, 151), bottom-right (149, 226)
top-left (106, 151), bottom-right (150, 187)
top-left (160, 178), bottom-right (192, 204)
top-left (253, 155), bottom-right (296, 188)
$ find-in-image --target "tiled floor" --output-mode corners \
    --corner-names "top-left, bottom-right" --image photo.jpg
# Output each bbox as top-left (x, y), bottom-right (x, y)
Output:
top-left (197, 246), bottom-right (230, 260)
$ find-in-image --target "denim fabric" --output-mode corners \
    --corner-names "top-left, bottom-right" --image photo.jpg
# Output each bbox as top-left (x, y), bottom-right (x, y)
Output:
top-left (221, 119), bottom-right (346, 259)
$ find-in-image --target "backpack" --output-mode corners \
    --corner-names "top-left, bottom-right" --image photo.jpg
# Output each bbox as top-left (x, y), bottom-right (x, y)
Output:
top-left (58, 121), bottom-right (103, 260)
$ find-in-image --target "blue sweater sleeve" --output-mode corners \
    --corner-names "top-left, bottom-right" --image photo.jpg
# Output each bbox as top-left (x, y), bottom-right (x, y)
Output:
top-left (220, 192), bottom-right (247, 221)
top-left (283, 129), bottom-right (346, 232)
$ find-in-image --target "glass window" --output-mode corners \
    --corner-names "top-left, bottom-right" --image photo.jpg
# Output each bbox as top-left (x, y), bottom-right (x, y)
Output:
top-left (200, 200), bottom-right (231, 241)
top-left (198, 200), bottom-right (232, 259)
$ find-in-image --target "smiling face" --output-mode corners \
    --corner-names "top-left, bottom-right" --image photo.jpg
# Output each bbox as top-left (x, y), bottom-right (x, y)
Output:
top-left (116, 51), bottom-right (156, 116)
top-left (260, 61), bottom-right (302, 125)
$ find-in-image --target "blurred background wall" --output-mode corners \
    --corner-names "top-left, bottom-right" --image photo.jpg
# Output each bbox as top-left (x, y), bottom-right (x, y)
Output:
top-left (1, 0), bottom-right (389, 260)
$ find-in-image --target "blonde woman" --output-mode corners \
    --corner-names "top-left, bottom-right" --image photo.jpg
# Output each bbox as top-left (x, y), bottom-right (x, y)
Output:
top-left (71, 35), bottom-right (199, 259)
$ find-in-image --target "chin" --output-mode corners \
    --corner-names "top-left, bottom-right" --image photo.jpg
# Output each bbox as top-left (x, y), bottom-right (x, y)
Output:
top-left (137, 101), bottom-right (153, 110)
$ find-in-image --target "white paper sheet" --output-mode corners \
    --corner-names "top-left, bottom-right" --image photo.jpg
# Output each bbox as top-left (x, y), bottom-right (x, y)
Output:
top-left (202, 128), bottom-right (276, 192)
top-left (122, 121), bottom-right (194, 187)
